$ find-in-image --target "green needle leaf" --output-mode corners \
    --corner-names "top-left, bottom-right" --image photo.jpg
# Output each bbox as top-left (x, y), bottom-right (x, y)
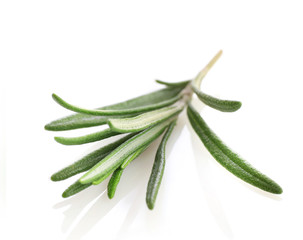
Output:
top-left (192, 91), bottom-right (242, 112)
top-left (107, 168), bottom-right (124, 199)
top-left (191, 50), bottom-right (242, 112)
top-left (146, 120), bottom-right (176, 210)
top-left (79, 119), bottom-right (175, 184)
top-left (62, 180), bottom-right (92, 198)
top-left (187, 104), bottom-right (282, 194)
top-left (155, 79), bottom-right (190, 88)
top-left (51, 133), bottom-right (136, 181)
top-left (108, 105), bottom-right (183, 133)
top-left (54, 128), bottom-right (121, 145)
top-left (44, 114), bottom-right (129, 132)
top-left (51, 87), bottom-right (184, 116)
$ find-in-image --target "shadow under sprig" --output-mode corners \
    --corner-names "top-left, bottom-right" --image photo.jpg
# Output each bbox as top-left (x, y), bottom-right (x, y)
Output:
top-left (53, 181), bottom-right (108, 234)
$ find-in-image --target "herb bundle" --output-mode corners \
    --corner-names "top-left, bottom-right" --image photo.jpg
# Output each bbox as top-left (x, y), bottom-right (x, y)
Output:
top-left (45, 50), bottom-right (282, 210)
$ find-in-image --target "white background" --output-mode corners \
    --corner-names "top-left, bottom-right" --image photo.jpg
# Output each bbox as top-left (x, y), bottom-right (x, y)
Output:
top-left (1, 0), bottom-right (303, 239)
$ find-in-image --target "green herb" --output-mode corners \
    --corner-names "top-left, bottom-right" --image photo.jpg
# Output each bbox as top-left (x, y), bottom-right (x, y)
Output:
top-left (45, 114), bottom-right (113, 131)
top-left (107, 168), bottom-right (124, 199)
top-left (108, 105), bottom-right (183, 133)
top-left (62, 180), bottom-right (92, 198)
top-left (146, 120), bottom-right (176, 210)
top-left (46, 50), bottom-right (282, 210)
top-left (54, 128), bottom-right (121, 145)
top-left (187, 104), bottom-right (282, 194)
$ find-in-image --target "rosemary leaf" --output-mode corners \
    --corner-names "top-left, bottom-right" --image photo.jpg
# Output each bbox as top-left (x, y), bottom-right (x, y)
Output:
top-left (108, 105), bottom-right (183, 133)
top-left (62, 180), bottom-right (92, 198)
top-left (107, 168), bottom-right (124, 199)
top-left (146, 120), bottom-right (176, 210)
top-left (54, 128), bottom-right (121, 145)
top-left (44, 114), bottom-right (129, 132)
top-left (192, 91), bottom-right (242, 112)
top-left (187, 104), bottom-right (282, 194)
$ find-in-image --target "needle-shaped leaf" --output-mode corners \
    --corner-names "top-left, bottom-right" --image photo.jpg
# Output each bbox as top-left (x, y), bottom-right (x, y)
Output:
top-left (108, 105), bottom-right (183, 133)
top-left (187, 104), bottom-right (282, 194)
top-left (44, 114), bottom-right (129, 131)
top-left (54, 128), bottom-right (121, 145)
top-left (62, 180), bottom-right (92, 198)
top-left (107, 168), bottom-right (124, 199)
top-left (79, 119), bottom-right (174, 184)
top-left (155, 79), bottom-right (190, 88)
top-left (107, 146), bottom-right (149, 198)
top-left (51, 133), bottom-right (136, 181)
top-left (51, 86), bottom-right (184, 116)
top-left (146, 120), bottom-right (176, 210)
top-left (193, 91), bottom-right (242, 112)
top-left (191, 50), bottom-right (242, 112)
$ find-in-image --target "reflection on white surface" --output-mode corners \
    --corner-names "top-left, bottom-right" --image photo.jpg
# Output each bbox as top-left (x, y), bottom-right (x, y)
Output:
top-left (54, 169), bottom-right (144, 239)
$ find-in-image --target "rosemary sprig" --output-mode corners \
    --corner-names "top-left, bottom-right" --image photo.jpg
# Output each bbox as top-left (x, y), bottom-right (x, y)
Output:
top-left (46, 50), bottom-right (282, 210)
